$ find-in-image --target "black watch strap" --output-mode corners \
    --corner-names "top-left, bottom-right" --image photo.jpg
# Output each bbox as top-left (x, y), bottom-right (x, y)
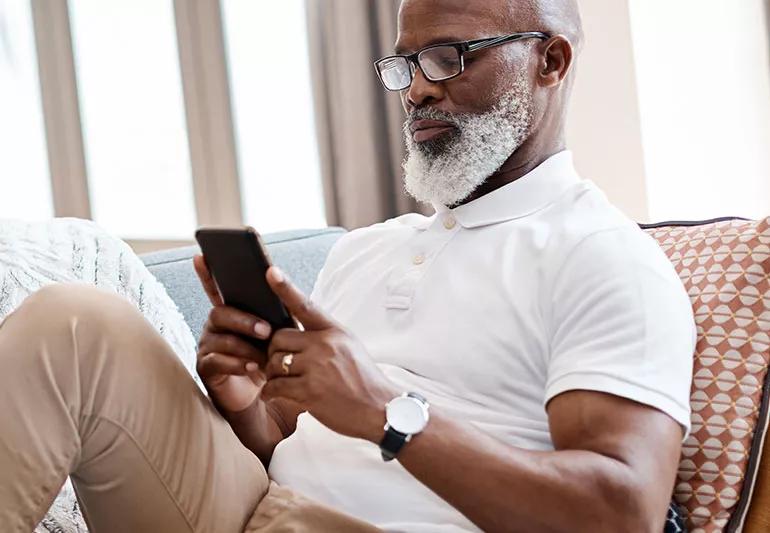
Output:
top-left (380, 426), bottom-right (409, 462)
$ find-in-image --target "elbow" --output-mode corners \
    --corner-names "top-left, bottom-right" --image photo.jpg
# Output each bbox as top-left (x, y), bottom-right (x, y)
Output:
top-left (602, 509), bottom-right (658, 533)
top-left (611, 513), bottom-right (660, 533)
top-left (593, 477), bottom-right (661, 533)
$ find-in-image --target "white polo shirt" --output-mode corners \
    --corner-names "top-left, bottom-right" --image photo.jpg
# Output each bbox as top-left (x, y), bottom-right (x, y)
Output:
top-left (268, 151), bottom-right (696, 532)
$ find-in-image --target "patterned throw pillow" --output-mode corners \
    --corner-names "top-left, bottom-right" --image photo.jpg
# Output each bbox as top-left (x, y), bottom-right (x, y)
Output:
top-left (642, 217), bottom-right (770, 533)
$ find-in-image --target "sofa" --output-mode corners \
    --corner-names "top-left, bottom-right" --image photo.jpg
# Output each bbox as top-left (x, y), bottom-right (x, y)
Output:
top-left (139, 219), bottom-right (770, 533)
top-left (141, 227), bottom-right (346, 342)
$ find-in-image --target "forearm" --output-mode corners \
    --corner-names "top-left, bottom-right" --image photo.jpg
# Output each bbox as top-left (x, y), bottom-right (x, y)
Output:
top-left (379, 413), bottom-right (653, 533)
top-left (216, 397), bottom-right (284, 467)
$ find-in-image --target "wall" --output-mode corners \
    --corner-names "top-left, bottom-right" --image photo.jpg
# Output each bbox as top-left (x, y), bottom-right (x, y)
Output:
top-left (567, 0), bottom-right (770, 222)
top-left (566, 0), bottom-right (650, 221)
top-left (629, 0), bottom-right (770, 221)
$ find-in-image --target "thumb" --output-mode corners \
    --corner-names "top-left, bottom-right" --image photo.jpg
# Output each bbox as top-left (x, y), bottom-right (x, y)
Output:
top-left (266, 266), bottom-right (334, 331)
top-left (193, 254), bottom-right (224, 307)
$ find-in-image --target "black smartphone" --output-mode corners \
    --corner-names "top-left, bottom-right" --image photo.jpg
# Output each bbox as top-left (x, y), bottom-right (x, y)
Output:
top-left (195, 227), bottom-right (297, 351)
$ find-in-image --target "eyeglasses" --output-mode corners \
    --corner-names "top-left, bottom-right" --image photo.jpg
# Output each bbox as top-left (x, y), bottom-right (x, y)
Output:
top-left (374, 32), bottom-right (550, 92)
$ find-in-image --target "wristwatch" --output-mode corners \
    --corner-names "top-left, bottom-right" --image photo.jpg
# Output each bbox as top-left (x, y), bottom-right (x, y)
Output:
top-left (379, 392), bottom-right (430, 462)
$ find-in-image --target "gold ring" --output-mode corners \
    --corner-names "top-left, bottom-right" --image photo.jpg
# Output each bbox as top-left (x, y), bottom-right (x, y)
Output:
top-left (281, 353), bottom-right (295, 375)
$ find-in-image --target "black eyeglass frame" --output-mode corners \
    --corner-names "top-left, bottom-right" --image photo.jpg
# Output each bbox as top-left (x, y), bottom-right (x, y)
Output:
top-left (374, 31), bottom-right (551, 91)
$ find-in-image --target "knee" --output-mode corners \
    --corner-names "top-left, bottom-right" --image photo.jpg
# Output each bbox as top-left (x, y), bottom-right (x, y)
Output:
top-left (23, 283), bottom-right (138, 326)
top-left (18, 283), bottom-right (174, 373)
top-left (2, 284), bottom-right (150, 376)
top-left (5, 284), bottom-right (196, 423)
top-left (18, 283), bottom-right (152, 354)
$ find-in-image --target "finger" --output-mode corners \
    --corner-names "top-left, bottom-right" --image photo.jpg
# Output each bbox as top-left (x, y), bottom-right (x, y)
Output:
top-left (264, 350), bottom-right (307, 380)
top-left (266, 328), bottom-right (310, 360)
top-left (261, 376), bottom-right (308, 403)
top-left (193, 255), bottom-right (224, 307)
top-left (208, 305), bottom-right (272, 340)
top-left (266, 266), bottom-right (334, 331)
top-left (197, 352), bottom-right (255, 380)
top-left (197, 332), bottom-right (266, 364)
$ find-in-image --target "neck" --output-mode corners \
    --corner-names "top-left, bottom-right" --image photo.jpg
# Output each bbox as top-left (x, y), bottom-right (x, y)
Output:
top-left (450, 128), bottom-right (566, 208)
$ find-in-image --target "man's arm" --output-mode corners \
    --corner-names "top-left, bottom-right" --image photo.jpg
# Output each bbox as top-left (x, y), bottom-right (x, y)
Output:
top-left (196, 308), bottom-right (300, 466)
top-left (193, 254), bottom-right (303, 466)
top-left (213, 396), bottom-right (300, 466)
top-left (384, 390), bottom-right (682, 533)
top-left (258, 265), bottom-right (686, 531)
top-left (386, 229), bottom-right (693, 531)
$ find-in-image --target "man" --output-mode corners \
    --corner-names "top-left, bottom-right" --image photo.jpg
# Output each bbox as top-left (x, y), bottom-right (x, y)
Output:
top-left (0, 0), bottom-right (695, 531)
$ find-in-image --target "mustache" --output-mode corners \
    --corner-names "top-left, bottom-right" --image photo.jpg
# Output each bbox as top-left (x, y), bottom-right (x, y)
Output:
top-left (404, 107), bottom-right (460, 128)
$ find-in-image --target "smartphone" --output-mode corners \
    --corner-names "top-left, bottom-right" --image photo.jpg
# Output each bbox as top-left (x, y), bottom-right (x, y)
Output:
top-left (195, 227), bottom-right (297, 351)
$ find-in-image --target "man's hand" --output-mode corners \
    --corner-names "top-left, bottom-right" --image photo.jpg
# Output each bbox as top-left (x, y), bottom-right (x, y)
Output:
top-left (193, 255), bottom-right (275, 413)
top-left (259, 266), bottom-right (399, 442)
top-left (193, 255), bottom-right (297, 465)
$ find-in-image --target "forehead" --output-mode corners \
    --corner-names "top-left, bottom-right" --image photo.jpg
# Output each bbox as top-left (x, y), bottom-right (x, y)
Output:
top-left (396, 0), bottom-right (509, 53)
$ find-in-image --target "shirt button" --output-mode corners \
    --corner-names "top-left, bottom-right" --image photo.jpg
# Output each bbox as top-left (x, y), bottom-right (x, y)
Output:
top-left (413, 254), bottom-right (425, 265)
top-left (443, 216), bottom-right (457, 230)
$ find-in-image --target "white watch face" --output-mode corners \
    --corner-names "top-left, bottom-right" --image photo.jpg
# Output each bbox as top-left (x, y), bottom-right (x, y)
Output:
top-left (386, 396), bottom-right (429, 435)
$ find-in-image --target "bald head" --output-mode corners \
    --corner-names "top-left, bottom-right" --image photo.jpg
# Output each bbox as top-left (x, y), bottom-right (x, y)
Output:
top-left (494, 0), bottom-right (584, 51)
top-left (399, 0), bottom-right (583, 52)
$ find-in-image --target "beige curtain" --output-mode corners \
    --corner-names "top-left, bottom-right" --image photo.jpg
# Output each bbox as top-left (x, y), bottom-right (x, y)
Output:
top-left (305, 0), bottom-right (430, 230)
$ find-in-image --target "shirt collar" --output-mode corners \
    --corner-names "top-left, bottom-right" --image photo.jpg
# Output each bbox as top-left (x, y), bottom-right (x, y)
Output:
top-left (421, 151), bottom-right (582, 230)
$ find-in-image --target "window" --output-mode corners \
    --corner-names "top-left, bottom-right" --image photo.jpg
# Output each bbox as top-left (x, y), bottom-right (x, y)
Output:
top-left (0, 0), bottom-right (54, 221)
top-left (69, 0), bottom-right (196, 240)
top-left (2, 0), bottom-right (327, 251)
top-left (222, 0), bottom-right (326, 233)
top-left (11, 0), bottom-right (768, 250)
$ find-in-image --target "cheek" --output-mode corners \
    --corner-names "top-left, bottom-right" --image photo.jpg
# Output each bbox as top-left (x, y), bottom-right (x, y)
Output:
top-left (528, 90), bottom-right (550, 123)
top-left (444, 70), bottom-right (499, 112)
top-left (444, 57), bottom-right (515, 112)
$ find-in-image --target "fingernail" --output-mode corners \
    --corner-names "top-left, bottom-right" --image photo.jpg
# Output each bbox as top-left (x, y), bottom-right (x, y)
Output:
top-left (254, 321), bottom-right (271, 338)
top-left (271, 267), bottom-right (285, 283)
top-left (245, 362), bottom-right (259, 372)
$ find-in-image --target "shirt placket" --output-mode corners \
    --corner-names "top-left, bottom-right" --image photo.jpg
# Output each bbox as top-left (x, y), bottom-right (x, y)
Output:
top-left (383, 213), bottom-right (460, 310)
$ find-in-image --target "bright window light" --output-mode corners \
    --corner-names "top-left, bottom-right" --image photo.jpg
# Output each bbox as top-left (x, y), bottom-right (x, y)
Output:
top-left (629, 0), bottom-right (770, 221)
top-left (222, 0), bottom-right (327, 233)
top-left (0, 0), bottom-right (54, 221)
top-left (69, 0), bottom-right (197, 240)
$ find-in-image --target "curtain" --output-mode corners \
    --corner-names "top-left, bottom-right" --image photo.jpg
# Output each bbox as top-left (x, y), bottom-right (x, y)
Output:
top-left (305, 0), bottom-right (430, 230)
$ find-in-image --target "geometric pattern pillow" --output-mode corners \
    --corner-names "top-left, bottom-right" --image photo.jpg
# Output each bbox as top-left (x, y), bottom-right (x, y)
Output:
top-left (642, 217), bottom-right (770, 533)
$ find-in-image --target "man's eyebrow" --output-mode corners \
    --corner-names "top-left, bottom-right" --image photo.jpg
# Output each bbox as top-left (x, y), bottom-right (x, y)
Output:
top-left (394, 36), bottom-right (468, 55)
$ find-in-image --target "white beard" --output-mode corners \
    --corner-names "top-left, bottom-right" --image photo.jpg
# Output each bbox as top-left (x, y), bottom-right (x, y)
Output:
top-left (402, 75), bottom-right (534, 207)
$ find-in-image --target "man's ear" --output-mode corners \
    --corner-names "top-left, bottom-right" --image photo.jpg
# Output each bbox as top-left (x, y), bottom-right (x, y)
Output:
top-left (538, 36), bottom-right (573, 88)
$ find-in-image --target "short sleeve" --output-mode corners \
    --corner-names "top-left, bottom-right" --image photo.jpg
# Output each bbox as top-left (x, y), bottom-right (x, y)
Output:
top-left (545, 227), bottom-right (696, 435)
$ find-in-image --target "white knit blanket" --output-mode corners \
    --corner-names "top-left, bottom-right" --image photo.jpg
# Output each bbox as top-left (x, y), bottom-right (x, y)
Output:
top-left (0, 217), bottom-right (199, 532)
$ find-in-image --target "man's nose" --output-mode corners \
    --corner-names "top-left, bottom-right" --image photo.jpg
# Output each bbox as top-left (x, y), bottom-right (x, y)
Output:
top-left (405, 66), bottom-right (445, 109)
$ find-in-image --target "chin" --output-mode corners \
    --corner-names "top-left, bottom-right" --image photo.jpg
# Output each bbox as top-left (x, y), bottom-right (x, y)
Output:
top-left (410, 131), bottom-right (459, 158)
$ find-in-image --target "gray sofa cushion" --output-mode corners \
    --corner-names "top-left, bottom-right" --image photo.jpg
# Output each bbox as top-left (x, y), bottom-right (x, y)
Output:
top-left (141, 228), bottom-right (345, 342)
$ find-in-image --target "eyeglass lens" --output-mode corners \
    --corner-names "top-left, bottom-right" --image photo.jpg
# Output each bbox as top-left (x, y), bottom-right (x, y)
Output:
top-left (378, 57), bottom-right (412, 91)
top-left (418, 46), bottom-right (462, 81)
top-left (377, 46), bottom-right (462, 90)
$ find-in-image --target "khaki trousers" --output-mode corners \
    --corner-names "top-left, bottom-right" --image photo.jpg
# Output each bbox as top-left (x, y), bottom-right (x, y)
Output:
top-left (0, 284), bottom-right (380, 533)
